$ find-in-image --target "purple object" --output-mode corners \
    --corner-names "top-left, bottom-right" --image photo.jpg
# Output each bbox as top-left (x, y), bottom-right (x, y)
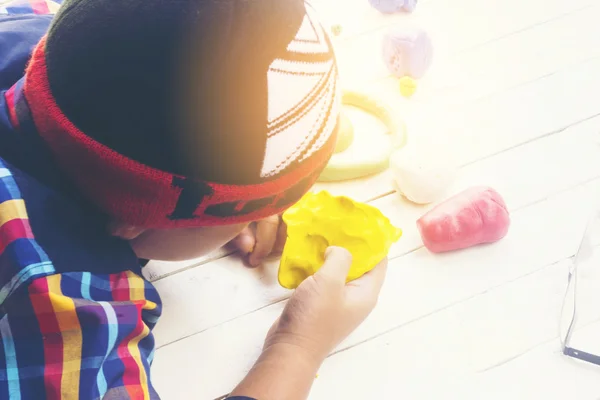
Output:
top-left (382, 27), bottom-right (433, 79)
top-left (369, 0), bottom-right (418, 14)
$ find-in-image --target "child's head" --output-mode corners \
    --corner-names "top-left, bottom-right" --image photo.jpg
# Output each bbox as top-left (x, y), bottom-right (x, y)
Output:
top-left (22, 0), bottom-right (340, 260)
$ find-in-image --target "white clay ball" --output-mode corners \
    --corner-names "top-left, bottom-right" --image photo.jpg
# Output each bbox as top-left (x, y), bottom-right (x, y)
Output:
top-left (389, 144), bottom-right (457, 204)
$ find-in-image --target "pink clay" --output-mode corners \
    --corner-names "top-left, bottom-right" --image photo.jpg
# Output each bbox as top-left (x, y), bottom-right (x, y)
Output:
top-left (416, 186), bottom-right (510, 253)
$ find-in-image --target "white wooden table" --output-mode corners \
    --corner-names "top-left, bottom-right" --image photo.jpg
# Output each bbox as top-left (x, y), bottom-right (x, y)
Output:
top-left (145, 0), bottom-right (600, 398)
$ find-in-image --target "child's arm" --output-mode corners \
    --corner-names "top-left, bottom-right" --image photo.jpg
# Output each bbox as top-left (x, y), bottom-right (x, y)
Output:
top-left (229, 247), bottom-right (388, 400)
top-left (228, 343), bottom-right (320, 400)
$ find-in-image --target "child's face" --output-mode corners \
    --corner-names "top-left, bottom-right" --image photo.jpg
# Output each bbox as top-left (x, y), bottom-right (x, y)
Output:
top-left (109, 221), bottom-right (248, 261)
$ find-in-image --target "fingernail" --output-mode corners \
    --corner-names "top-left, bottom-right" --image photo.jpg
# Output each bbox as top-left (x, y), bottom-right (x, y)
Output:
top-left (248, 255), bottom-right (260, 267)
top-left (324, 246), bottom-right (352, 262)
top-left (324, 246), bottom-right (341, 258)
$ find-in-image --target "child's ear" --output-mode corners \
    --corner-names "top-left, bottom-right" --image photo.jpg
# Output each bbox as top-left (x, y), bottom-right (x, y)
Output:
top-left (108, 221), bottom-right (146, 240)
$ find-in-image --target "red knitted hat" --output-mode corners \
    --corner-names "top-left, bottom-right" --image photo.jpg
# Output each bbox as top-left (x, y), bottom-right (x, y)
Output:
top-left (20, 0), bottom-right (340, 229)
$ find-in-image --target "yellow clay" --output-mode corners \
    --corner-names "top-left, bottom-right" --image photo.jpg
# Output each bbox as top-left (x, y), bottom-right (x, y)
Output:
top-left (278, 191), bottom-right (402, 289)
top-left (399, 76), bottom-right (417, 98)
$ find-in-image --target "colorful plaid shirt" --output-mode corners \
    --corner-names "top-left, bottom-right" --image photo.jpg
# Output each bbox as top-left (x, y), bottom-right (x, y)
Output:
top-left (0, 2), bottom-right (257, 399)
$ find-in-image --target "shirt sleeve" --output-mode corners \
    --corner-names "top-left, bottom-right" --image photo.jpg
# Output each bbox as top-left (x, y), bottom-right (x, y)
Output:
top-left (0, 1), bottom-right (54, 91)
top-left (226, 397), bottom-right (258, 399)
top-left (0, 270), bottom-right (162, 399)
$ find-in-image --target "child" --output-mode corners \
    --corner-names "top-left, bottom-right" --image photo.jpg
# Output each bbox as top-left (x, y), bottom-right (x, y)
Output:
top-left (0, 0), bottom-right (388, 399)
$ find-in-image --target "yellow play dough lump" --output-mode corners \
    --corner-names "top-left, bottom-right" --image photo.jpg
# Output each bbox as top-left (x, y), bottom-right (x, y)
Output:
top-left (278, 191), bottom-right (402, 289)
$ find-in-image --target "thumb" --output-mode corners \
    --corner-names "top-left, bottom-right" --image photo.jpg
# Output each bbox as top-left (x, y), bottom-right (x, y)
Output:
top-left (315, 246), bottom-right (353, 284)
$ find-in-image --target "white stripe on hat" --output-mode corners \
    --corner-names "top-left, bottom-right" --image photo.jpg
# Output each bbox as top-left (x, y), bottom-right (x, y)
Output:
top-left (261, 2), bottom-right (339, 178)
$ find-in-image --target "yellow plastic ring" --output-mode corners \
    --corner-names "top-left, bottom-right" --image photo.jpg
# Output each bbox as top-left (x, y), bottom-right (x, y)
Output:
top-left (318, 90), bottom-right (407, 182)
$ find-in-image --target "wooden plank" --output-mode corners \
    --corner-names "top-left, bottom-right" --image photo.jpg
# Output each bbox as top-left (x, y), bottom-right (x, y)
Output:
top-left (336, 4), bottom-right (600, 96)
top-left (471, 321), bottom-right (600, 400)
top-left (142, 248), bottom-right (228, 282)
top-left (149, 117), bottom-right (600, 349)
top-left (151, 179), bottom-right (600, 399)
top-left (308, 261), bottom-right (571, 398)
top-left (308, 264), bottom-right (600, 399)
top-left (382, 51), bottom-right (600, 162)
top-left (345, 319), bottom-right (600, 400)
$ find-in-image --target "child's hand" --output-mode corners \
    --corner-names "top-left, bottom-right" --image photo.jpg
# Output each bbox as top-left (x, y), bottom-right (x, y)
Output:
top-left (263, 246), bottom-right (388, 363)
top-left (230, 247), bottom-right (386, 400)
top-left (229, 215), bottom-right (287, 267)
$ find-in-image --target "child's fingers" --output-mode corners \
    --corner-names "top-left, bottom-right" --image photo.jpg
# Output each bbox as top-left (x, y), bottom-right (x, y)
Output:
top-left (315, 246), bottom-right (353, 286)
top-left (274, 220), bottom-right (287, 253)
top-left (229, 226), bottom-right (255, 255)
top-left (346, 257), bottom-right (388, 302)
top-left (249, 215), bottom-right (280, 267)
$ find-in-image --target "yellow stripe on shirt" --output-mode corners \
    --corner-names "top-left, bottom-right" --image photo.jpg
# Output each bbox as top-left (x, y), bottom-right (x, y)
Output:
top-left (46, 275), bottom-right (82, 400)
top-left (0, 199), bottom-right (28, 227)
top-left (127, 272), bottom-right (152, 400)
top-left (126, 271), bottom-right (157, 311)
top-left (127, 324), bottom-right (151, 400)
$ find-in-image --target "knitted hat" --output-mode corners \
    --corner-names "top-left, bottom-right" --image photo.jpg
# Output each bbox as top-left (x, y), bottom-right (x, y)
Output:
top-left (21, 0), bottom-right (340, 228)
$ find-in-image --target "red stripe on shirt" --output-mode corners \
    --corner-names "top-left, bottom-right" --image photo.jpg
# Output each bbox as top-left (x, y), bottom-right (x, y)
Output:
top-left (118, 301), bottom-right (148, 399)
top-left (110, 272), bottom-right (149, 399)
top-left (29, 277), bottom-right (64, 400)
top-left (4, 85), bottom-right (19, 129)
top-left (0, 218), bottom-right (34, 254)
top-left (110, 271), bottom-right (130, 301)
